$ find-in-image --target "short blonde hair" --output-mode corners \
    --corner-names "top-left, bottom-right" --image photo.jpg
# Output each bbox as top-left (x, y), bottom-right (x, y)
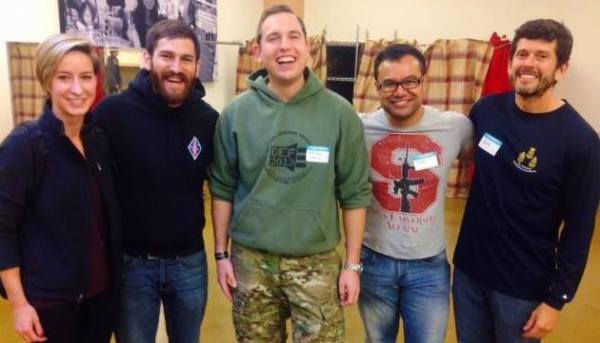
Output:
top-left (34, 34), bottom-right (100, 93)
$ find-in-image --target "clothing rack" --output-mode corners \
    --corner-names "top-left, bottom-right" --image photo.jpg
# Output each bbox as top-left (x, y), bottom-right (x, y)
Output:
top-left (326, 77), bottom-right (357, 82)
top-left (198, 39), bottom-right (244, 47)
top-left (326, 41), bottom-right (359, 47)
top-left (105, 39), bottom-right (245, 53)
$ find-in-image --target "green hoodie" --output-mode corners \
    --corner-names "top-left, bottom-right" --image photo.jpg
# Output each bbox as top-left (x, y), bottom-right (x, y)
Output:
top-left (210, 69), bottom-right (371, 256)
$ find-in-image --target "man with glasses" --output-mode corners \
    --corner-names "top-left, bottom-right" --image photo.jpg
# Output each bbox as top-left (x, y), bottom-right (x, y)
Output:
top-left (358, 44), bottom-right (473, 343)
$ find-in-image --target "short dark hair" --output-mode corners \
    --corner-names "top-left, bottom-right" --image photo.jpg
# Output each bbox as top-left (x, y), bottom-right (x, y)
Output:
top-left (511, 19), bottom-right (573, 67)
top-left (146, 19), bottom-right (200, 60)
top-left (256, 4), bottom-right (306, 44)
top-left (374, 44), bottom-right (426, 81)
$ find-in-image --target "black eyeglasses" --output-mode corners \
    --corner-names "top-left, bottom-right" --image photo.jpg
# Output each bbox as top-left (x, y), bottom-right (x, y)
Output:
top-left (377, 77), bottom-right (423, 93)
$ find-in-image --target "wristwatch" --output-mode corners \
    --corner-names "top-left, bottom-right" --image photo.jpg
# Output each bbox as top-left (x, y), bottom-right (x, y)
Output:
top-left (214, 251), bottom-right (229, 261)
top-left (343, 262), bottom-right (364, 274)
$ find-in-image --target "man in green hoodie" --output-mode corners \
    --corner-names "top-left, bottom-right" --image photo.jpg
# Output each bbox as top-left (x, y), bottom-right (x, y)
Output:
top-left (209, 4), bottom-right (371, 342)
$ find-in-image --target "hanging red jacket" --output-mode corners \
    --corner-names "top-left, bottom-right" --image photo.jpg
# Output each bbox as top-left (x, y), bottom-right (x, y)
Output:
top-left (481, 32), bottom-right (513, 96)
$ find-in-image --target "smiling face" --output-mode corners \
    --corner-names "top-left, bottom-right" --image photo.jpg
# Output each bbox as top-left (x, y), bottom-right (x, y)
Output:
top-left (376, 55), bottom-right (425, 127)
top-left (255, 12), bottom-right (309, 90)
top-left (509, 38), bottom-right (567, 99)
top-left (50, 50), bottom-right (97, 121)
top-left (144, 37), bottom-right (198, 107)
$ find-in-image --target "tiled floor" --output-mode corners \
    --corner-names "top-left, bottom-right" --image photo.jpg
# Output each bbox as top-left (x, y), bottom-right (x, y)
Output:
top-left (1, 198), bottom-right (599, 342)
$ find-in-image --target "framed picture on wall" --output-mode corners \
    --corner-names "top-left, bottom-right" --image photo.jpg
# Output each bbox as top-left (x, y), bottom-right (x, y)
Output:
top-left (58, 0), bottom-right (218, 81)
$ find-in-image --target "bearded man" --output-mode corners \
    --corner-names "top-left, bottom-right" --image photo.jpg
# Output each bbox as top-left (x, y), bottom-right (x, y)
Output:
top-left (94, 19), bottom-right (218, 343)
top-left (453, 19), bottom-right (600, 343)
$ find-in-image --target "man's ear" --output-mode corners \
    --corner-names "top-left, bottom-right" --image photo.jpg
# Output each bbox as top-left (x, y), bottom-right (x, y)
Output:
top-left (554, 61), bottom-right (569, 82)
top-left (252, 41), bottom-right (262, 63)
top-left (142, 50), bottom-right (152, 70)
top-left (196, 58), bottom-right (202, 78)
top-left (421, 74), bottom-right (428, 90)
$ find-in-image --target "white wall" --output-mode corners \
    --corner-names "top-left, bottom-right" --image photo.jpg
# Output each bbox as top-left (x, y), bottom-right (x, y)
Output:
top-left (0, 0), bottom-right (263, 138)
top-left (305, 0), bottom-right (600, 131)
top-left (205, 0), bottom-right (263, 111)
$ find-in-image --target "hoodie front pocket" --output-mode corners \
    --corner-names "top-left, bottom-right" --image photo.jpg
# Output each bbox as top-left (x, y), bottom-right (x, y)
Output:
top-left (233, 200), bottom-right (332, 256)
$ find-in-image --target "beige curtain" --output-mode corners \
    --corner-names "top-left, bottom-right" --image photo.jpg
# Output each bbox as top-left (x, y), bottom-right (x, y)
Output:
top-left (235, 35), bottom-right (328, 95)
top-left (352, 39), bottom-right (419, 113)
top-left (307, 35), bottom-right (327, 81)
top-left (424, 39), bottom-right (494, 197)
top-left (8, 42), bottom-right (46, 125)
top-left (424, 39), bottom-right (493, 114)
top-left (235, 39), bottom-right (261, 95)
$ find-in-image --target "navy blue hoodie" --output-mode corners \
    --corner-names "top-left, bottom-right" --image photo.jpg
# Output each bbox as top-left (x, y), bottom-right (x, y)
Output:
top-left (94, 69), bottom-right (218, 257)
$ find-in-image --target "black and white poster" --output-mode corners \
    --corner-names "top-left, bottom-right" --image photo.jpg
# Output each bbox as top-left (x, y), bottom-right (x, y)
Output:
top-left (58, 0), bottom-right (218, 81)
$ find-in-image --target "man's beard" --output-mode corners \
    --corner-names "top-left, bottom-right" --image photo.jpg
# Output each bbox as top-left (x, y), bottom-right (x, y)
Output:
top-left (150, 68), bottom-right (195, 106)
top-left (511, 67), bottom-right (557, 99)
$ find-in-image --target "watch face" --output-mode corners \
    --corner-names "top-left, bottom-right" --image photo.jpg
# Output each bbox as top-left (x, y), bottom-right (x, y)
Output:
top-left (344, 262), bottom-right (363, 273)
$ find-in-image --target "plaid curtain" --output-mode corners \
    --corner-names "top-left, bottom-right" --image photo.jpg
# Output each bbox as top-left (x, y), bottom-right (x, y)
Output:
top-left (423, 39), bottom-right (493, 113)
top-left (235, 35), bottom-right (328, 94)
top-left (424, 39), bottom-right (494, 197)
top-left (353, 39), bottom-right (419, 113)
top-left (8, 42), bottom-right (46, 125)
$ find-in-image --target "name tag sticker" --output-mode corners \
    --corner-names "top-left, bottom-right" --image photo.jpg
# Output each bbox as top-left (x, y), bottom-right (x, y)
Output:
top-left (306, 146), bottom-right (330, 163)
top-left (412, 152), bottom-right (438, 171)
top-left (478, 133), bottom-right (503, 156)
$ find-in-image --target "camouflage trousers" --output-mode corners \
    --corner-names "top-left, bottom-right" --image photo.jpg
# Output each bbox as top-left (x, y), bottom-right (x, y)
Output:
top-left (231, 243), bottom-right (345, 343)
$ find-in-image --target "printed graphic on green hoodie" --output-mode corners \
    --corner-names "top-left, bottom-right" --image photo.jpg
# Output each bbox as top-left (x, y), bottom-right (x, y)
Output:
top-left (266, 131), bottom-right (311, 184)
top-left (266, 132), bottom-right (333, 184)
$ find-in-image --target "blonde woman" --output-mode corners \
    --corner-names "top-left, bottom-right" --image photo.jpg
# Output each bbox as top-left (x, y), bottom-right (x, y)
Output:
top-left (0, 34), bottom-right (121, 343)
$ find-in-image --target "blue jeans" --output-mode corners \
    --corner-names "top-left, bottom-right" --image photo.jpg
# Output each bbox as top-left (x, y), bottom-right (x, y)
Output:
top-left (118, 251), bottom-right (208, 343)
top-left (358, 246), bottom-right (450, 343)
top-left (452, 268), bottom-right (540, 343)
